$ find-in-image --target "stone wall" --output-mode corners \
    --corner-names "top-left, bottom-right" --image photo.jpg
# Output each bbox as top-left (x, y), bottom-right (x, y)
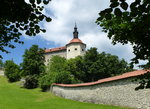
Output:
top-left (0, 69), bottom-right (4, 76)
top-left (44, 50), bottom-right (66, 65)
top-left (52, 78), bottom-right (150, 109)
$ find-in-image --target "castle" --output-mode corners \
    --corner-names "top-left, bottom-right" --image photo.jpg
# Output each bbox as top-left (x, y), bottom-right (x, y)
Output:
top-left (44, 25), bottom-right (86, 65)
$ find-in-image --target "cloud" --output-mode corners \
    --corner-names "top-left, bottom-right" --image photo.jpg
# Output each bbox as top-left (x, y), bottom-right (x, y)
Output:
top-left (39, 0), bottom-right (110, 45)
top-left (38, 0), bottom-right (145, 68)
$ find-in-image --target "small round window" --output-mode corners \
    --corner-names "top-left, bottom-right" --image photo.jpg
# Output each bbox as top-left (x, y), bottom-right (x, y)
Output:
top-left (75, 48), bottom-right (77, 50)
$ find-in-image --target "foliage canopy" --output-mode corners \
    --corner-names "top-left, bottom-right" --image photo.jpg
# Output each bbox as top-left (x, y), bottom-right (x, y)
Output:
top-left (96, 0), bottom-right (150, 65)
top-left (41, 47), bottom-right (133, 91)
top-left (21, 45), bottom-right (45, 88)
top-left (0, 0), bottom-right (51, 58)
top-left (67, 48), bottom-right (133, 82)
top-left (4, 60), bottom-right (20, 82)
top-left (21, 45), bottom-right (45, 76)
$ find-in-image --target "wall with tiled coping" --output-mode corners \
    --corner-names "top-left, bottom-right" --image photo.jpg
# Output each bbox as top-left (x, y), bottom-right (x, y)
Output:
top-left (0, 69), bottom-right (4, 76)
top-left (51, 78), bottom-right (150, 109)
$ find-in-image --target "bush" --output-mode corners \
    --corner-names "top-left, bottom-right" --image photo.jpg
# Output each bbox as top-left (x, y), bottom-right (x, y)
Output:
top-left (39, 74), bottom-right (52, 92)
top-left (4, 60), bottom-right (20, 82)
top-left (24, 75), bottom-right (38, 89)
top-left (39, 71), bottom-right (78, 92)
top-left (53, 71), bottom-right (73, 84)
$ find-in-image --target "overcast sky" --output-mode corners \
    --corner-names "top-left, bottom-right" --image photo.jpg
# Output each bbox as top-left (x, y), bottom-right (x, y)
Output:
top-left (1, 0), bottom-right (146, 68)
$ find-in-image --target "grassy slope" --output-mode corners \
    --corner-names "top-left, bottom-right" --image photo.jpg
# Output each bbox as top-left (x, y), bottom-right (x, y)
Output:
top-left (0, 76), bottom-right (131, 109)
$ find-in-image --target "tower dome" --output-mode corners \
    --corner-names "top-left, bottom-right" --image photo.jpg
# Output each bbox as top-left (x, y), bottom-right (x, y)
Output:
top-left (66, 24), bottom-right (86, 59)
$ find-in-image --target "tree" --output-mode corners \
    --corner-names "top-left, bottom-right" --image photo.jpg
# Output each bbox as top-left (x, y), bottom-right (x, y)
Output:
top-left (67, 48), bottom-right (133, 82)
top-left (21, 45), bottom-right (45, 88)
top-left (97, 52), bottom-right (133, 76)
top-left (83, 48), bottom-right (100, 82)
top-left (66, 56), bottom-right (85, 83)
top-left (21, 45), bottom-right (45, 76)
top-left (96, 0), bottom-right (150, 88)
top-left (39, 48), bottom-right (133, 91)
top-left (46, 56), bottom-right (73, 84)
top-left (4, 60), bottom-right (20, 82)
top-left (39, 56), bottom-right (74, 91)
top-left (82, 48), bottom-right (133, 82)
top-left (47, 56), bottom-right (67, 73)
top-left (0, 59), bottom-right (3, 69)
top-left (96, 0), bottom-right (150, 65)
top-left (0, 0), bottom-right (52, 58)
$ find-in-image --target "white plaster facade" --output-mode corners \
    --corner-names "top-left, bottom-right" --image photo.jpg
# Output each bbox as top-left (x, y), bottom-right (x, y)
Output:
top-left (44, 25), bottom-right (86, 65)
top-left (0, 69), bottom-right (4, 76)
top-left (44, 49), bottom-right (66, 65)
top-left (66, 42), bottom-right (86, 59)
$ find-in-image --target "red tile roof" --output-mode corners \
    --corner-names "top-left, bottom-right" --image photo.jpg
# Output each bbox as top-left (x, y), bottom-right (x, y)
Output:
top-left (45, 46), bottom-right (66, 53)
top-left (53, 70), bottom-right (149, 87)
top-left (69, 38), bottom-right (83, 43)
top-left (66, 38), bottom-right (86, 46)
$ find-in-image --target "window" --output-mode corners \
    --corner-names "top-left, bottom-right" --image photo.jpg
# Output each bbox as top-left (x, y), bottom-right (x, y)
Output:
top-left (75, 48), bottom-right (77, 50)
top-left (68, 49), bottom-right (70, 52)
top-left (82, 49), bottom-right (84, 51)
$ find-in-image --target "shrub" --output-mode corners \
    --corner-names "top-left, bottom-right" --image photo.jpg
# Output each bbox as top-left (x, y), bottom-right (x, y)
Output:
top-left (4, 60), bottom-right (20, 82)
top-left (39, 71), bottom-right (78, 92)
top-left (39, 74), bottom-right (52, 92)
top-left (24, 75), bottom-right (38, 89)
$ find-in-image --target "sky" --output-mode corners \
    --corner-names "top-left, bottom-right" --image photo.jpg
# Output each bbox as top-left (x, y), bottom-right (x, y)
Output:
top-left (0, 0), bottom-right (146, 68)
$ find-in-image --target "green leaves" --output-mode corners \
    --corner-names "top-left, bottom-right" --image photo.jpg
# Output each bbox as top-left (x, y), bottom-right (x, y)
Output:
top-left (0, 0), bottom-right (52, 58)
top-left (29, 22), bottom-right (34, 27)
top-left (37, 0), bottom-right (41, 4)
top-left (105, 14), bottom-right (112, 20)
top-left (39, 15), bottom-right (45, 21)
top-left (96, 0), bottom-right (150, 71)
top-left (105, 8), bottom-right (113, 13)
top-left (13, 28), bottom-right (18, 32)
top-left (110, 1), bottom-right (119, 8)
top-left (4, 60), bottom-right (21, 82)
top-left (21, 45), bottom-right (45, 77)
top-left (43, 0), bottom-right (50, 5)
top-left (114, 8), bottom-right (122, 16)
top-left (29, 0), bottom-right (35, 4)
top-left (40, 29), bottom-right (46, 33)
top-left (46, 17), bottom-right (52, 22)
top-left (120, 2), bottom-right (128, 10)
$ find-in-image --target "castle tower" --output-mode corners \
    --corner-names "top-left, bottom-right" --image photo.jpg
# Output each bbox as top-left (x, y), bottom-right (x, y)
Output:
top-left (66, 24), bottom-right (86, 59)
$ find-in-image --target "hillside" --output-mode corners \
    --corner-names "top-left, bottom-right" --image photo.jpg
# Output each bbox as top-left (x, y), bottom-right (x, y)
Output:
top-left (0, 76), bottom-right (131, 109)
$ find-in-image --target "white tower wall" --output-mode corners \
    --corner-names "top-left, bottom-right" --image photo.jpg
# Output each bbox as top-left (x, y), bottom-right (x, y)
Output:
top-left (66, 43), bottom-right (86, 59)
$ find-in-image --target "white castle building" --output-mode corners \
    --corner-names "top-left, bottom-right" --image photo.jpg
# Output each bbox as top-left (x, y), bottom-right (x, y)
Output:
top-left (44, 25), bottom-right (86, 65)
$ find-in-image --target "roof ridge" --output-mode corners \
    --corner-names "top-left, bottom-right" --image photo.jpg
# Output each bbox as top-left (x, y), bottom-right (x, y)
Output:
top-left (45, 46), bottom-right (66, 53)
top-left (53, 70), bottom-right (148, 87)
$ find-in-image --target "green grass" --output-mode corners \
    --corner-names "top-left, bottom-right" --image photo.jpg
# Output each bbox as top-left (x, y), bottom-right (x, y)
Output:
top-left (0, 76), bottom-right (132, 109)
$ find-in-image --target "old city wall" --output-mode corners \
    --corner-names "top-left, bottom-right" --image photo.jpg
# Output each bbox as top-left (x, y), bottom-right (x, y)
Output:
top-left (0, 69), bottom-right (4, 76)
top-left (44, 50), bottom-right (66, 65)
top-left (52, 78), bottom-right (150, 109)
